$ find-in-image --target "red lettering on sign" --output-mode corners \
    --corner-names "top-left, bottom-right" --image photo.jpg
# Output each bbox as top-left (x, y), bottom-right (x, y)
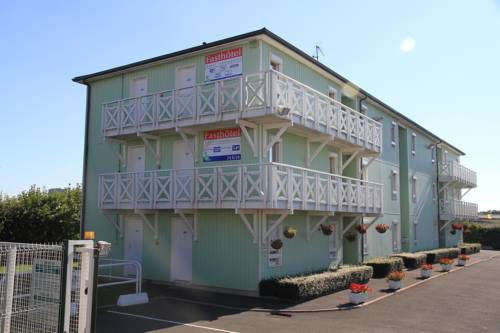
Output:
top-left (205, 48), bottom-right (243, 64)
top-left (204, 128), bottom-right (241, 140)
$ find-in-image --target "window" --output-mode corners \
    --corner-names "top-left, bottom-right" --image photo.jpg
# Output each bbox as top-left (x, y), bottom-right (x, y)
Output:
top-left (268, 222), bottom-right (283, 267)
top-left (391, 170), bottom-right (398, 200)
top-left (270, 54), bottom-right (283, 72)
top-left (413, 222), bottom-right (418, 245)
top-left (412, 176), bottom-right (417, 202)
top-left (269, 140), bottom-right (282, 163)
top-left (391, 122), bottom-right (397, 147)
top-left (392, 221), bottom-right (400, 252)
top-left (329, 153), bottom-right (339, 174)
top-left (328, 86), bottom-right (338, 101)
top-left (411, 132), bottom-right (417, 156)
top-left (432, 182), bottom-right (437, 201)
top-left (443, 150), bottom-right (448, 163)
top-left (361, 104), bottom-right (368, 115)
top-left (363, 232), bottom-right (369, 256)
top-left (431, 145), bottom-right (436, 164)
top-left (328, 224), bottom-right (338, 260)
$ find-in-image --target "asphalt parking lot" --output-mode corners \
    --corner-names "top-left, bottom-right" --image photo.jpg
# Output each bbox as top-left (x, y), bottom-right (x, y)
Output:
top-left (97, 251), bottom-right (500, 333)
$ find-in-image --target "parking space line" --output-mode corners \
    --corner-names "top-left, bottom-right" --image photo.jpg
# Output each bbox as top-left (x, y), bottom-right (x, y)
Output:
top-left (107, 310), bottom-right (241, 333)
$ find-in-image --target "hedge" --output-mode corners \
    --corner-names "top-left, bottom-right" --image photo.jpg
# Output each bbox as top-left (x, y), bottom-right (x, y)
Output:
top-left (390, 252), bottom-right (427, 269)
top-left (464, 223), bottom-right (500, 250)
top-left (363, 257), bottom-right (403, 278)
top-left (423, 248), bottom-right (460, 264)
top-left (259, 265), bottom-right (373, 300)
top-left (457, 243), bottom-right (481, 255)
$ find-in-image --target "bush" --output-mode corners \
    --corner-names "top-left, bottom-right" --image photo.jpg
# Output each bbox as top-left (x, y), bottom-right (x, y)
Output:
top-left (390, 252), bottom-right (427, 270)
top-left (363, 257), bottom-right (403, 278)
top-left (423, 248), bottom-right (460, 264)
top-left (259, 265), bottom-right (373, 300)
top-left (457, 243), bottom-right (481, 255)
top-left (464, 223), bottom-right (500, 250)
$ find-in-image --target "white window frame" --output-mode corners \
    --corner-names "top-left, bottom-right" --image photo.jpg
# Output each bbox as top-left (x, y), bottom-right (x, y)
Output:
top-left (391, 170), bottom-right (398, 200)
top-left (360, 104), bottom-right (368, 115)
top-left (328, 86), bottom-right (338, 101)
top-left (268, 222), bottom-right (283, 268)
top-left (392, 220), bottom-right (400, 252)
top-left (269, 139), bottom-right (283, 163)
top-left (362, 232), bottom-right (369, 256)
top-left (413, 221), bottom-right (418, 245)
top-left (391, 122), bottom-right (397, 147)
top-left (412, 176), bottom-right (417, 202)
top-left (270, 53), bottom-right (283, 72)
top-left (411, 132), bottom-right (417, 156)
top-left (328, 223), bottom-right (339, 260)
top-left (432, 182), bottom-right (437, 201)
top-left (431, 145), bottom-right (436, 164)
top-left (329, 152), bottom-right (339, 174)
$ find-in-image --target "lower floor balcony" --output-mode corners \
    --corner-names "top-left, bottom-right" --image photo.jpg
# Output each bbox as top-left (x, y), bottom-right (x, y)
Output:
top-left (440, 199), bottom-right (478, 221)
top-left (98, 163), bottom-right (383, 215)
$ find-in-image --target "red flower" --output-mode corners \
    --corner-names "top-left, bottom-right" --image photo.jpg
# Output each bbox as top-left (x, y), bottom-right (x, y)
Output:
top-left (350, 283), bottom-right (372, 294)
top-left (438, 258), bottom-right (455, 265)
top-left (458, 255), bottom-right (470, 261)
top-left (421, 264), bottom-right (433, 270)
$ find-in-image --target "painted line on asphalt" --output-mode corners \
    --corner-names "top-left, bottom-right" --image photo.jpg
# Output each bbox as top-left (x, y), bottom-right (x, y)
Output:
top-left (107, 310), bottom-right (241, 333)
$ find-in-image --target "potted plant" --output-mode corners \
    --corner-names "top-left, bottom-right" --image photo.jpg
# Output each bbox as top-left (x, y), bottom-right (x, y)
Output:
top-left (375, 224), bottom-right (390, 234)
top-left (283, 226), bottom-right (297, 239)
top-left (452, 223), bottom-right (463, 231)
top-left (420, 264), bottom-right (433, 278)
top-left (345, 232), bottom-right (357, 242)
top-left (356, 224), bottom-right (368, 234)
top-left (386, 271), bottom-right (405, 290)
top-left (320, 224), bottom-right (335, 236)
top-left (438, 258), bottom-right (454, 271)
top-left (349, 283), bottom-right (371, 304)
top-left (457, 254), bottom-right (470, 266)
top-left (270, 239), bottom-right (283, 250)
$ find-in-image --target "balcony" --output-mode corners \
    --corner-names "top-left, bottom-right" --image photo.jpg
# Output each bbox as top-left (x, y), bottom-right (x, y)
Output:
top-left (98, 163), bottom-right (383, 215)
top-left (101, 70), bottom-right (382, 153)
top-left (438, 161), bottom-right (477, 188)
top-left (440, 199), bottom-right (478, 221)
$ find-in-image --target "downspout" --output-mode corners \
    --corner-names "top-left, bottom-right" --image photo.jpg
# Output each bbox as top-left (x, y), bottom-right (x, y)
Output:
top-left (359, 94), bottom-right (367, 263)
top-left (435, 140), bottom-right (442, 246)
top-left (80, 82), bottom-right (91, 239)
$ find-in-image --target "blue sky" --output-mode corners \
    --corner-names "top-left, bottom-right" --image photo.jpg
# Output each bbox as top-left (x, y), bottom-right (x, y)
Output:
top-left (0, 1), bottom-right (499, 210)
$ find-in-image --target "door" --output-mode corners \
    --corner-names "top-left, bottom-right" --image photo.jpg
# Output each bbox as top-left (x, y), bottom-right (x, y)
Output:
top-left (124, 216), bottom-right (143, 275)
top-left (130, 77), bottom-right (148, 97)
top-left (127, 146), bottom-right (145, 173)
top-left (173, 140), bottom-right (194, 169)
top-left (175, 65), bottom-right (196, 89)
top-left (171, 218), bottom-right (193, 282)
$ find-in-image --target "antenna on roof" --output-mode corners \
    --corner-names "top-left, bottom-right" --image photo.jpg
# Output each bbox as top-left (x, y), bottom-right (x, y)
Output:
top-left (313, 44), bottom-right (325, 61)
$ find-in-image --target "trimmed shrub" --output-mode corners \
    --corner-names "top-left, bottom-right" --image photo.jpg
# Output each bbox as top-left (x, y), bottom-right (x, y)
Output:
top-left (464, 223), bottom-right (500, 250)
top-left (457, 243), bottom-right (481, 255)
top-left (423, 248), bottom-right (460, 264)
top-left (259, 265), bottom-right (373, 300)
top-left (363, 257), bottom-right (403, 278)
top-left (391, 252), bottom-right (427, 270)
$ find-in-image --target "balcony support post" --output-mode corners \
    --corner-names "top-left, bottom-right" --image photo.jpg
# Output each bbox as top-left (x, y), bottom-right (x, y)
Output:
top-left (342, 151), bottom-right (360, 172)
top-left (138, 133), bottom-right (161, 169)
top-left (136, 210), bottom-right (159, 243)
top-left (176, 127), bottom-right (198, 162)
top-left (102, 213), bottom-right (124, 238)
top-left (105, 138), bottom-right (127, 170)
top-left (175, 209), bottom-right (198, 241)
top-left (307, 136), bottom-right (330, 167)
top-left (306, 213), bottom-right (334, 241)
top-left (262, 211), bottom-right (290, 244)
top-left (236, 209), bottom-right (258, 243)
top-left (237, 119), bottom-right (258, 157)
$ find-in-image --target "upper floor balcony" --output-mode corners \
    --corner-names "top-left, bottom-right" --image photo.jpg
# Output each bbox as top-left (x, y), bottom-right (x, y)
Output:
top-left (438, 161), bottom-right (477, 188)
top-left (440, 199), bottom-right (478, 221)
top-left (98, 162), bottom-right (383, 215)
top-left (101, 70), bottom-right (382, 154)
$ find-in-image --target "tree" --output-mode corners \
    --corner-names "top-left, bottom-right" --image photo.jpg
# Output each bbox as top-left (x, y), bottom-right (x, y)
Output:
top-left (0, 185), bottom-right (81, 243)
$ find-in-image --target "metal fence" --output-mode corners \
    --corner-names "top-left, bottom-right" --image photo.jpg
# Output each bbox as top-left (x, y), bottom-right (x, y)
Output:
top-left (0, 241), bottom-right (96, 333)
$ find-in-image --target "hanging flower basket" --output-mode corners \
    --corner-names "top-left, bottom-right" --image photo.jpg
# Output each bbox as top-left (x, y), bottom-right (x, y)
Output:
top-left (451, 223), bottom-right (463, 231)
top-left (320, 224), bottom-right (335, 236)
top-left (375, 224), bottom-right (390, 233)
top-left (450, 229), bottom-right (457, 235)
top-left (270, 239), bottom-right (283, 250)
top-left (345, 232), bottom-right (357, 242)
top-left (355, 224), bottom-right (368, 234)
top-left (283, 226), bottom-right (297, 239)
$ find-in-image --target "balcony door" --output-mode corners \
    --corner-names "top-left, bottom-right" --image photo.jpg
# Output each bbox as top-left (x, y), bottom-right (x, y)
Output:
top-left (171, 217), bottom-right (193, 282)
top-left (130, 77), bottom-right (147, 98)
top-left (127, 146), bottom-right (145, 173)
top-left (176, 65), bottom-right (196, 89)
top-left (124, 216), bottom-right (143, 275)
top-left (173, 140), bottom-right (194, 169)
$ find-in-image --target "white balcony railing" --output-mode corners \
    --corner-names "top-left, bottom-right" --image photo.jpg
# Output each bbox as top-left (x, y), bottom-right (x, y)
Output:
top-left (440, 199), bottom-right (478, 220)
top-left (439, 161), bottom-right (477, 188)
top-left (98, 163), bottom-right (383, 214)
top-left (101, 70), bottom-right (382, 153)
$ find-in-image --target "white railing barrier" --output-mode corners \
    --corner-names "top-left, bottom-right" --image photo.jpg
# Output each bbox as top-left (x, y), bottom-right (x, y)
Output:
top-left (98, 163), bottom-right (383, 214)
top-left (439, 161), bottom-right (477, 187)
top-left (440, 199), bottom-right (478, 220)
top-left (101, 70), bottom-right (382, 152)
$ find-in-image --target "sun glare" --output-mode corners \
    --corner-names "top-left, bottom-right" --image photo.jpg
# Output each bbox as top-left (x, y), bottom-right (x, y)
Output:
top-left (400, 37), bottom-right (416, 53)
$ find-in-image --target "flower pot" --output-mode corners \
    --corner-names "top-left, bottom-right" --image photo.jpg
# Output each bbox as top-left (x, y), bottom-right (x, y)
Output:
top-left (421, 269), bottom-right (432, 279)
top-left (349, 292), bottom-right (368, 305)
top-left (388, 280), bottom-right (401, 290)
top-left (270, 239), bottom-right (283, 250)
top-left (441, 264), bottom-right (452, 272)
top-left (457, 259), bottom-right (467, 266)
top-left (283, 227), bottom-right (297, 239)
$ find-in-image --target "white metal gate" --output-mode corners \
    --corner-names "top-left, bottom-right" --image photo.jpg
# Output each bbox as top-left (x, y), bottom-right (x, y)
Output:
top-left (0, 241), bottom-right (96, 333)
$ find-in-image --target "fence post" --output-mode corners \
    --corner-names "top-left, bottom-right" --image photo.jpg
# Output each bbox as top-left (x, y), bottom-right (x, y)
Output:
top-left (58, 241), bottom-right (69, 333)
top-left (2, 247), bottom-right (17, 333)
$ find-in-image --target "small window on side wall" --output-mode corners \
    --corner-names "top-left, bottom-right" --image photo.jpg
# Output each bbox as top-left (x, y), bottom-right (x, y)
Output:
top-left (391, 170), bottom-right (398, 200)
top-left (392, 221), bottom-right (400, 252)
top-left (270, 54), bottom-right (283, 73)
top-left (431, 145), bottom-right (436, 164)
top-left (391, 122), bottom-right (397, 147)
top-left (432, 183), bottom-right (437, 201)
top-left (329, 153), bottom-right (339, 174)
top-left (328, 224), bottom-right (338, 260)
top-left (412, 176), bottom-right (417, 202)
top-left (328, 86), bottom-right (338, 101)
top-left (411, 132), bottom-right (417, 156)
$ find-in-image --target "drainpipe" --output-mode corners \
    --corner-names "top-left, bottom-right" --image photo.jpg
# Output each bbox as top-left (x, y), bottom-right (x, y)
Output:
top-left (435, 140), bottom-right (442, 247)
top-left (358, 94), bottom-right (367, 263)
top-left (80, 82), bottom-right (91, 239)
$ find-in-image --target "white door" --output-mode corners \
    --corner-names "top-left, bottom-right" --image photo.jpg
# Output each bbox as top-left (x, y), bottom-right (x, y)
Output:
top-left (173, 140), bottom-right (194, 169)
top-left (171, 218), bottom-right (193, 282)
top-left (124, 216), bottom-right (143, 274)
top-left (175, 65), bottom-right (196, 89)
top-left (130, 77), bottom-right (148, 97)
top-left (127, 146), bottom-right (145, 173)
